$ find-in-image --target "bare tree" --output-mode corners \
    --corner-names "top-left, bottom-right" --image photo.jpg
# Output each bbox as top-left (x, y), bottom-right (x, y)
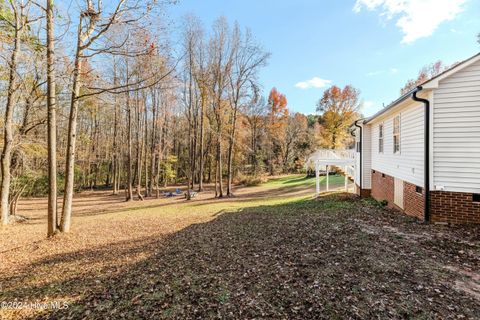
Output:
top-left (0, 0), bottom-right (32, 226)
top-left (126, 86), bottom-right (134, 201)
top-left (192, 25), bottom-right (209, 192)
top-left (226, 25), bottom-right (269, 196)
top-left (61, 0), bottom-right (102, 232)
top-left (245, 92), bottom-right (266, 176)
top-left (46, 0), bottom-right (57, 236)
top-left (208, 17), bottom-right (234, 198)
top-left (181, 15), bottom-right (203, 199)
top-left (111, 59), bottom-right (120, 195)
top-left (60, 0), bottom-right (151, 231)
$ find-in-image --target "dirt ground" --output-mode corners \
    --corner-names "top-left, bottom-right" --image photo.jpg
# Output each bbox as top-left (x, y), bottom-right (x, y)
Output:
top-left (0, 176), bottom-right (479, 319)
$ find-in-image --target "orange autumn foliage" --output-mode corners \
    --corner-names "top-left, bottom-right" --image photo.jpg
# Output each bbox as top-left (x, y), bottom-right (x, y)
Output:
top-left (400, 60), bottom-right (453, 95)
top-left (316, 85), bottom-right (360, 149)
top-left (267, 87), bottom-right (288, 132)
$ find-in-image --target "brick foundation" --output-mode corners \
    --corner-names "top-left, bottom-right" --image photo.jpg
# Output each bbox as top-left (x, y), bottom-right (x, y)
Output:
top-left (371, 170), bottom-right (422, 218)
top-left (371, 170), bottom-right (394, 207)
top-left (403, 182), bottom-right (424, 220)
top-left (355, 184), bottom-right (371, 198)
top-left (430, 191), bottom-right (480, 224)
top-left (371, 169), bottom-right (480, 224)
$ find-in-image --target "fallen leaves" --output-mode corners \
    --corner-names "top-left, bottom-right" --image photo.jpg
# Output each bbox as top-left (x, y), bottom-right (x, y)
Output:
top-left (0, 178), bottom-right (479, 319)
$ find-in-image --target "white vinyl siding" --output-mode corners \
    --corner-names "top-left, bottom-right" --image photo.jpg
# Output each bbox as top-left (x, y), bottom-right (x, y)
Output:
top-left (362, 125), bottom-right (372, 189)
top-left (432, 59), bottom-right (480, 193)
top-left (355, 125), bottom-right (372, 189)
top-left (370, 100), bottom-right (424, 187)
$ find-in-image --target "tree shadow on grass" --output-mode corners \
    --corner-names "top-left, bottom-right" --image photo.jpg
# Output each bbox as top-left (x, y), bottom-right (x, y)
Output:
top-left (279, 175), bottom-right (313, 185)
top-left (268, 175), bottom-right (344, 187)
top-left (1, 197), bottom-right (479, 319)
top-left (187, 181), bottom-right (348, 208)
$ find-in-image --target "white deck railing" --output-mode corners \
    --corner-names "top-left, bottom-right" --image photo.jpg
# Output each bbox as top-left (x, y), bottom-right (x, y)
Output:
top-left (305, 149), bottom-right (357, 195)
top-left (345, 164), bottom-right (355, 178)
top-left (305, 149), bottom-right (356, 169)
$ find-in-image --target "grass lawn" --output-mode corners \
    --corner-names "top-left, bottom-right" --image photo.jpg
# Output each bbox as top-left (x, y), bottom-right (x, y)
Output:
top-left (0, 175), bottom-right (479, 319)
top-left (263, 174), bottom-right (346, 188)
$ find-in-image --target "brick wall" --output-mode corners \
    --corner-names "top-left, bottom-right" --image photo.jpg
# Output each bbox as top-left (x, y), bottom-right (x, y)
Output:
top-left (403, 182), bottom-right (424, 220)
top-left (430, 191), bottom-right (480, 224)
top-left (355, 184), bottom-right (371, 198)
top-left (371, 170), bottom-right (394, 207)
top-left (371, 170), bottom-right (424, 220)
top-left (371, 170), bottom-right (480, 224)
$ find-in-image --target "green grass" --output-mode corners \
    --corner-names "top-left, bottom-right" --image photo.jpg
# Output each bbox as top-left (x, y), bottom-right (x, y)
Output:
top-left (264, 174), bottom-right (347, 188)
top-left (109, 175), bottom-right (350, 221)
top-left (101, 176), bottom-right (315, 221)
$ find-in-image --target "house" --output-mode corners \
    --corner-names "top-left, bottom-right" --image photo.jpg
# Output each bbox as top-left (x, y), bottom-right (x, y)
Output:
top-left (353, 52), bottom-right (480, 224)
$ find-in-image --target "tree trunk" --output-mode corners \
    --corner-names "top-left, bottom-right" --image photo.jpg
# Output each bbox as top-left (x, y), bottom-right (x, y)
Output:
top-left (198, 94), bottom-right (205, 192)
top-left (126, 90), bottom-right (133, 201)
top-left (0, 13), bottom-right (20, 227)
top-left (46, 0), bottom-right (57, 236)
top-left (143, 94), bottom-right (149, 198)
top-left (135, 92), bottom-right (144, 201)
top-left (149, 88), bottom-right (157, 196)
top-left (226, 135), bottom-right (235, 196)
top-left (214, 159), bottom-right (218, 198)
top-left (216, 136), bottom-right (224, 197)
top-left (161, 108), bottom-right (168, 188)
top-left (60, 24), bottom-right (84, 233)
top-left (251, 122), bottom-right (258, 175)
top-left (226, 106), bottom-right (238, 196)
top-left (112, 64), bottom-right (119, 195)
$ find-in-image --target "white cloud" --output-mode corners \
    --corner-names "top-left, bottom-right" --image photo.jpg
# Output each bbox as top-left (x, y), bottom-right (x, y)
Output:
top-left (353, 0), bottom-right (468, 43)
top-left (363, 100), bottom-right (375, 108)
top-left (390, 68), bottom-right (399, 74)
top-left (295, 77), bottom-right (331, 89)
top-left (362, 100), bottom-right (379, 116)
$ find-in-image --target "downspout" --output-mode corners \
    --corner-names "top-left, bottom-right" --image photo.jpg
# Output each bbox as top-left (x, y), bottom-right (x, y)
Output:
top-left (412, 86), bottom-right (430, 223)
top-left (353, 120), bottom-right (362, 192)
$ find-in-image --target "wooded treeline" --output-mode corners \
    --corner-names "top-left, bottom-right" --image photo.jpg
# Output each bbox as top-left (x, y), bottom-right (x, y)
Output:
top-left (2, 0), bottom-right (355, 234)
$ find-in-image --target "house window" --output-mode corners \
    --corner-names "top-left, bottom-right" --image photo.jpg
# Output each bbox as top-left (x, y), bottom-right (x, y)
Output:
top-left (415, 186), bottom-right (422, 194)
top-left (378, 124), bottom-right (384, 153)
top-left (393, 115), bottom-right (401, 154)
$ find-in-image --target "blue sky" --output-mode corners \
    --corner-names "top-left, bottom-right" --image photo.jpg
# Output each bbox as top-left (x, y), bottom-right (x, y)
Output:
top-left (167, 0), bottom-right (480, 116)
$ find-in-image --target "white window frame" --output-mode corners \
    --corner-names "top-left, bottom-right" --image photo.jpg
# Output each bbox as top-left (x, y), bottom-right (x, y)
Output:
top-left (393, 115), bottom-right (401, 154)
top-left (378, 123), bottom-right (384, 153)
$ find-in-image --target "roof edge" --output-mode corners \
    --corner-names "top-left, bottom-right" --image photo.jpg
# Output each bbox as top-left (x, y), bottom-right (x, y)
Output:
top-left (364, 51), bottom-right (480, 124)
top-left (364, 88), bottom-right (417, 124)
top-left (422, 52), bottom-right (480, 89)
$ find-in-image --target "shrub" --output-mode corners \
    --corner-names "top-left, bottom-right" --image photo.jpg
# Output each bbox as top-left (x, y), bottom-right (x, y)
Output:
top-left (361, 197), bottom-right (388, 208)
